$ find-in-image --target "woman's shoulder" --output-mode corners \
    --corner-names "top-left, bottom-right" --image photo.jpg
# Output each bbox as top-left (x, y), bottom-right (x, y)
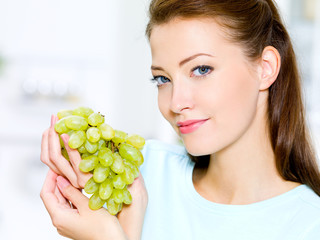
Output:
top-left (141, 139), bottom-right (189, 160)
top-left (298, 185), bottom-right (320, 211)
top-left (140, 139), bottom-right (191, 174)
top-left (296, 186), bottom-right (320, 240)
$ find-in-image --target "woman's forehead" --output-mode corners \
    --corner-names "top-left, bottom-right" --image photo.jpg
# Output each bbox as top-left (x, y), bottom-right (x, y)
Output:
top-left (149, 18), bottom-right (240, 62)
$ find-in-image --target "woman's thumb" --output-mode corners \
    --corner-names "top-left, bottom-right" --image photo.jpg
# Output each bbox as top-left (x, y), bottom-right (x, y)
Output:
top-left (56, 176), bottom-right (89, 212)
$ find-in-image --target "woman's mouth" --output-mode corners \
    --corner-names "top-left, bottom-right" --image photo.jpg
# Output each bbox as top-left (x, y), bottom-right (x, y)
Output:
top-left (177, 119), bottom-right (208, 134)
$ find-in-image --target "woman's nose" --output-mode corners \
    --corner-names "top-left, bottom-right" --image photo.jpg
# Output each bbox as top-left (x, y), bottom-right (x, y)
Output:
top-left (169, 80), bottom-right (194, 114)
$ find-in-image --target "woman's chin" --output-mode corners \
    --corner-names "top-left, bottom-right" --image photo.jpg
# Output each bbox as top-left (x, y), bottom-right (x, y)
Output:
top-left (183, 141), bottom-right (213, 157)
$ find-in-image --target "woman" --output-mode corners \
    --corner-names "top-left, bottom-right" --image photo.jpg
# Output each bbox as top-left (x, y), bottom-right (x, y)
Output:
top-left (40, 0), bottom-right (320, 239)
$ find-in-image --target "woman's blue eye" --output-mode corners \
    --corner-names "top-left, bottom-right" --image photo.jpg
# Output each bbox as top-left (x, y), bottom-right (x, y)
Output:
top-left (151, 76), bottom-right (170, 86)
top-left (192, 66), bottom-right (212, 76)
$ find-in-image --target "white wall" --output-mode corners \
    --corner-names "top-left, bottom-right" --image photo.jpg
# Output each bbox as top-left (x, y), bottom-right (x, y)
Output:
top-left (0, 0), bottom-right (175, 142)
top-left (0, 1), bottom-right (176, 239)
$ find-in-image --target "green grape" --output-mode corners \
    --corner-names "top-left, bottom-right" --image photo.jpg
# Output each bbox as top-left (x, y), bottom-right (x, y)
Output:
top-left (109, 170), bottom-right (116, 179)
top-left (67, 129), bottom-right (75, 136)
top-left (106, 198), bottom-right (121, 215)
top-left (85, 139), bottom-right (99, 154)
top-left (98, 147), bottom-right (114, 167)
top-left (57, 109), bottom-right (73, 119)
top-left (59, 135), bottom-right (65, 148)
top-left (118, 203), bottom-right (123, 213)
top-left (72, 106), bottom-right (94, 118)
top-left (111, 153), bottom-right (125, 174)
top-left (84, 177), bottom-right (100, 194)
top-left (123, 187), bottom-right (132, 204)
top-left (89, 192), bottom-right (105, 210)
top-left (124, 160), bottom-right (139, 179)
top-left (88, 112), bottom-right (104, 126)
top-left (68, 130), bottom-right (86, 149)
top-left (126, 134), bottom-right (145, 149)
top-left (98, 123), bottom-right (115, 140)
top-left (99, 178), bottom-right (113, 200)
top-left (98, 139), bottom-right (107, 149)
top-left (78, 143), bottom-right (87, 154)
top-left (64, 115), bottom-right (88, 131)
top-left (107, 141), bottom-right (112, 150)
top-left (119, 143), bottom-right (144, 166)
top-left (93, 164), bottom-right (110, 183)
top-left (112, 174), bottom-right (126, 189)
top-left (79, 155), bottom-right (99, 172)
top-left (86, 127), bottom-right (101, 143)
top-left (81, 152), bottom-right (91, 159)
top-left (112, 189), bottom-right (125, 204)
top-left (112, 130), bottom-right (127, 146)
top-left (54, 119), bottom-right (70, 134)
top-left (93, 151), bottom-right (99, 156)
top-left (131, 164), bottom-right (139, 179)
top-left (61, 148), bottom-right (69, 161)
top-left (54, 106), bottom-right (145, 214)
top-left (120, 165), bottom-right (135, 185)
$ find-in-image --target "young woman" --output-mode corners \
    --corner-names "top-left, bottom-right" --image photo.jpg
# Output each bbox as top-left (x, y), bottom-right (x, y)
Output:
top-left (40, 0), bottom-right (320, 239)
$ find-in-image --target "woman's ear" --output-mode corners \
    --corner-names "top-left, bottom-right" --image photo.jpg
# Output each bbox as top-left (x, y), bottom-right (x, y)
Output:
top-left (259, 46), bottom-right (281, 90)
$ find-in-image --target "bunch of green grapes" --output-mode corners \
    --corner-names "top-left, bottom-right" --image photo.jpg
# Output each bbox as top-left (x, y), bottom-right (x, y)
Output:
top-left (54, 106), bottom-right (145, 215)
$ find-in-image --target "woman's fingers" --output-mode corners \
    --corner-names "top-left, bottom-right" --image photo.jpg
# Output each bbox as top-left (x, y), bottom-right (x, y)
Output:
top-left (48, 115), bottom-right (61, 159)
top-left (41, 174), bottom-right (127, 240)
top-left (40, 129), bottom-right (50, 165)
top-left (56, 176), bottom-right (90, 214)
top-left (55, 185), bottom-right (72, 209)
top-left (48, 115), bottom-right (63, 163)
top-left (61, 134), bottom-right (92, 188)
top-left (117, 172), bottom-right (148, 240)
top-left (47, 116), bottom-right (80, 188)
top-left (41, 128), bottom-right (62, 174)
top-left (127, 172), bottom-right (148, 206)
top-left (40, 169), bottom-right (60, 218)
top-left (41, 170), bottom-right (79, 239)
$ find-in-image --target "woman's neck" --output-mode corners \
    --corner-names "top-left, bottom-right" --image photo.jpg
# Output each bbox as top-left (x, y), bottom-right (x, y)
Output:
top-left (193, 137), bottom-right (301, 205)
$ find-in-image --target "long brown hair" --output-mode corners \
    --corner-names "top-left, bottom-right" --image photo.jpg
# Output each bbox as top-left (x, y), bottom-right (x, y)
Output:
top-left (146, 0), bottom-right (320, 196)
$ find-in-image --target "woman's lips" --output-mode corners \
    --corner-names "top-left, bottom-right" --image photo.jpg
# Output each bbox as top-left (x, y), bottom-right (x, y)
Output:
top-left (177, 119), bottom-right (208, 134)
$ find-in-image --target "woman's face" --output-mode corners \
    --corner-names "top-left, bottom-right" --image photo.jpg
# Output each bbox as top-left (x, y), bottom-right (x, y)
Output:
top-left (149, 18), bottom-right (262, 156)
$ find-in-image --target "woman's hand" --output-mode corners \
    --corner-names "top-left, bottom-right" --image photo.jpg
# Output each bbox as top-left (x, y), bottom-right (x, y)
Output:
top-left (41, 169), bottom-right (148, 240)
top-left (41, 169), bottom-right (128, 240)
top-left (40, 115), bottom-right (149, 239)
top-left (40, 115), bottom-right (91, 188)
top-left (118, 172), bottom-right (148, 240)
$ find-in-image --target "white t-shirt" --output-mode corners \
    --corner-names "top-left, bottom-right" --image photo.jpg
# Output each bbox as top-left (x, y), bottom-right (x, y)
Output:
top-left (140, 140), bottom-right (320, 240)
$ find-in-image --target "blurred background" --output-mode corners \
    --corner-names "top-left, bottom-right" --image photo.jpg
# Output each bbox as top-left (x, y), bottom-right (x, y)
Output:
top-left (0, 0), bottom-right (319, 239)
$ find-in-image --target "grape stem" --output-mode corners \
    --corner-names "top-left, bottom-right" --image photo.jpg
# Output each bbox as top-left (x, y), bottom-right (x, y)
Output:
top-left (98, 112), bottom-right (105, 118)
top-left (111, 141), bottom-right (115, 153)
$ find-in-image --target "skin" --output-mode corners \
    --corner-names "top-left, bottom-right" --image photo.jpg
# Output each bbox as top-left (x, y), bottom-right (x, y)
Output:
top-left (40, 115), bottom-right (148, 240)
top-left (150, 17), bottom-right (300, 205)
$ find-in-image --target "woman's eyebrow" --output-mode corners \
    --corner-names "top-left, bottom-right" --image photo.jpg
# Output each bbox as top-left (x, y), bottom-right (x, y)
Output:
top-left (151, 53), bottom-right (214, 71)
top-left (150, 65), bottom-right (164, 71)
top-left (179, 53), bottom-right (214, 67)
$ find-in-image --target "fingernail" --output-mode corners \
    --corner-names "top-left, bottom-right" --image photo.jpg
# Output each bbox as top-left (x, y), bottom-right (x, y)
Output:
top-left (57, 176), bottom-right (70, 190)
